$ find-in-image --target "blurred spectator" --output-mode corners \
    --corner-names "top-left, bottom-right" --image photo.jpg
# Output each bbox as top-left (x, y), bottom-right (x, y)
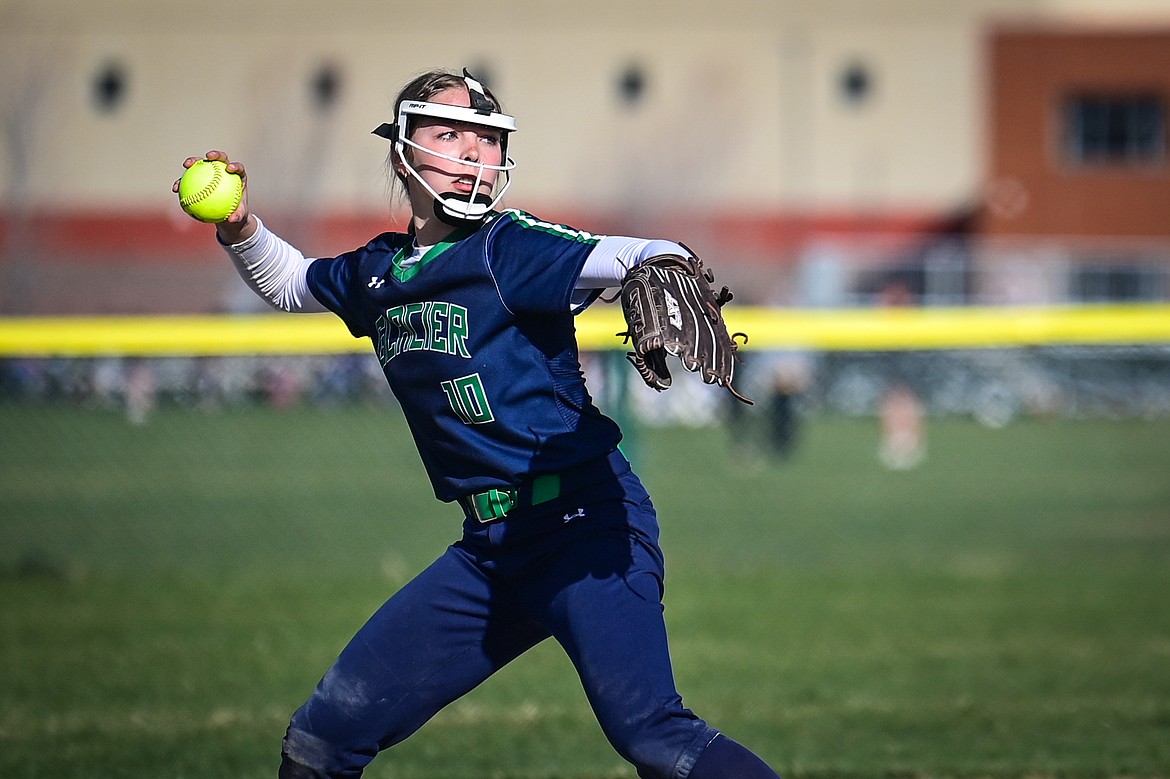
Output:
top-left (877, 280), bottom-right (926, 469)
top-left (728, 350), bottom-right (813, 466)
top-left (124, 359), bottom-right (156, 425)
top-left (879, 382), bottom-right (925, 469)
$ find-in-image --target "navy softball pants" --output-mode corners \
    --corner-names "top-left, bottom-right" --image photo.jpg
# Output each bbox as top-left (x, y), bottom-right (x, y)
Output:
top-left (279, 450), bottom-right (773, 779)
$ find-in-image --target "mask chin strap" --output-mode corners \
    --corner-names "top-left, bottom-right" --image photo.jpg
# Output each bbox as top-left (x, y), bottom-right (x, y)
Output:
top-left (372, 70), bottom-right (517, 224)
top-left (433, 192), bottom-right (493, 226)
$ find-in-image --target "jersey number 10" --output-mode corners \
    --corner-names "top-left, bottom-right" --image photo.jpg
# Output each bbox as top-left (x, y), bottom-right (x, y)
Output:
top-left (441, 373), bottom-right (495, 425)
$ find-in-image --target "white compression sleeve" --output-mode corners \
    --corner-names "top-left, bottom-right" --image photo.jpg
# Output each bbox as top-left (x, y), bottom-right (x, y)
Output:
top-left (220, 217), bottom-right (324, 313)
top-left (575, 236), bottom-right (688, 289)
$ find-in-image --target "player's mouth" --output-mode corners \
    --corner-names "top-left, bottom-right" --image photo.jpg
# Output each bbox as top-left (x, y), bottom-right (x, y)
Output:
top-left (451, 176), bottom-right (484, 193)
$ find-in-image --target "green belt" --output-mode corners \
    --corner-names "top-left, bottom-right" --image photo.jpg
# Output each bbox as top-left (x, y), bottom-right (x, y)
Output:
top-left (462, 472), bottom-right (562, 523)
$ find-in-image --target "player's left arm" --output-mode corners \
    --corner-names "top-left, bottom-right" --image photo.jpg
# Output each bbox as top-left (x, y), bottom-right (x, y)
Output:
top-left (575, 236), bottom-right (689, 290)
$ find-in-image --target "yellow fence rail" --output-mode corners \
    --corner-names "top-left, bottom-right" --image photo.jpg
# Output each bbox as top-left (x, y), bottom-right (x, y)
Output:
top-left (1, 304), bottom-right (1169, 357)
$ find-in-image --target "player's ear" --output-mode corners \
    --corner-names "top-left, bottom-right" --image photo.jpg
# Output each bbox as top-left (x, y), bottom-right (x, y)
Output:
top-left (392, 152), bottom-right (409, 180)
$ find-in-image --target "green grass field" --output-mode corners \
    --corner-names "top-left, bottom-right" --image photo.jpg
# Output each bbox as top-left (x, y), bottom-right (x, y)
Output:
top-left (2, 404), bottom-right (1169, 778)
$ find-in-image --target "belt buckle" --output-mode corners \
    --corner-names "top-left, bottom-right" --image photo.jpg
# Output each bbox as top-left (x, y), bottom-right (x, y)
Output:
top-left (470, 487), bottom-right (517, 523)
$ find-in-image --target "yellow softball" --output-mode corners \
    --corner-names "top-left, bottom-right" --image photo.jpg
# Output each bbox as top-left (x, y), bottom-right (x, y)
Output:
top-left (178, 159), bottom-right (243, 223)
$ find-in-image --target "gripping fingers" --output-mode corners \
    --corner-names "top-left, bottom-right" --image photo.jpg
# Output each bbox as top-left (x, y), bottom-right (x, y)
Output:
top-left (204, 150), bottom-right (247, 182)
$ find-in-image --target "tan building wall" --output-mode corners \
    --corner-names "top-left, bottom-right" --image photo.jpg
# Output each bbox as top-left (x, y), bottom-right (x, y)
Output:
top-left (3, 0), bottom-right (1170, 313)
top-left (0, 0), bottom-right (1065, 218)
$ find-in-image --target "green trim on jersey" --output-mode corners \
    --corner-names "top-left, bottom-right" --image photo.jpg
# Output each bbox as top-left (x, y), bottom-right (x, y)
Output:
top-left (501, 209), bottom-right (602, 245)
top-left (389, 227), bottom-right (474, 283)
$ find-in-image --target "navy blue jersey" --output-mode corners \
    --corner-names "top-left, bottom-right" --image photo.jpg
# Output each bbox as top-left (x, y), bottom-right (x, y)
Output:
top-left (307, 209), bottom-right (622, 502)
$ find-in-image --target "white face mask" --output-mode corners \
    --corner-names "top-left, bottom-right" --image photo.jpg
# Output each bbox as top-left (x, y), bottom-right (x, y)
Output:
top-left (372, 73), bottom-right (517, 223)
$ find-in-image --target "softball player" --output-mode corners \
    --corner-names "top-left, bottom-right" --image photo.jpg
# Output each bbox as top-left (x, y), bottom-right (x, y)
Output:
top-left (177, 69), bottom-right (780, 779)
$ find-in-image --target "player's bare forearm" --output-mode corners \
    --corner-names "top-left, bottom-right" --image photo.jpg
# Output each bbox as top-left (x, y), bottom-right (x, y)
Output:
top-left (216, 212), bottom-right (258, 245)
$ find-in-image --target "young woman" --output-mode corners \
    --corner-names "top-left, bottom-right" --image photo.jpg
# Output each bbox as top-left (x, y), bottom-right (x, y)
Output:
top-left (176, 68), bottom-right (781, 779)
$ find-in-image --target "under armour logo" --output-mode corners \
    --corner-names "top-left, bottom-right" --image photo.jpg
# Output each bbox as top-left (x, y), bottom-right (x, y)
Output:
top-left (562, 508), bottom-right (586, 523)
top-left (367, 276), bottom-right (386, 289)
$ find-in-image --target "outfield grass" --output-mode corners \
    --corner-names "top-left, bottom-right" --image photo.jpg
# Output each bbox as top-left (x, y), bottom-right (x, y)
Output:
top-left (1, 404), bottom-right (1169, 778)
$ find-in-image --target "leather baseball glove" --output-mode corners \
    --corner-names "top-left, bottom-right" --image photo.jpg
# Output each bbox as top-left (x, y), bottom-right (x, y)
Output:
top-left (618, 251), bottom-right (752, 404)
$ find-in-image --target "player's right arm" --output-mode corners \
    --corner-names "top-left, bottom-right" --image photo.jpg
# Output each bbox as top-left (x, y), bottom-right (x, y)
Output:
top-left (176, 150), bottom-right (323, 314)
top-left (220, 217), bottom-right (324, 313)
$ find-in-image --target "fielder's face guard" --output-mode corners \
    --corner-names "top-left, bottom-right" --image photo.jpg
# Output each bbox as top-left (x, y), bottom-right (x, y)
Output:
top-left (373, 70), bottom-right (516, 222)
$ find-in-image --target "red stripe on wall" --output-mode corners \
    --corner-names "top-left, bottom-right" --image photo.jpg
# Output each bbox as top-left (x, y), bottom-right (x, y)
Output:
top-left (0, 208), bottom-right (953, 266)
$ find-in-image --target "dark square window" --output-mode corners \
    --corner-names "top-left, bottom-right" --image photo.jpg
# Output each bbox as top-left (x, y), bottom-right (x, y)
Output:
top-left (1063, 94), bottom-right (1166, 165)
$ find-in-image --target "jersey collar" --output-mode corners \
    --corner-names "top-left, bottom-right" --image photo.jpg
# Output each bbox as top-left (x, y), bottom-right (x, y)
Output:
top-left (387, 225), bottom-right (477, 283)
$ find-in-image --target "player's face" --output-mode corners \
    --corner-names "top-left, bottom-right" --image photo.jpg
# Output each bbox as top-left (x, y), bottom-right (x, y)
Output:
top-left (401, 87), bottom-right (504, 206)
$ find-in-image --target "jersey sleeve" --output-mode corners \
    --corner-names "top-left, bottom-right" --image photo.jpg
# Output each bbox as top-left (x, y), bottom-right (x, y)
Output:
top-left (484, 210), bottom-right (603, 313)
top-left (306, 255), bottom-right (367, 338)
top-left (305, 233), bottom-right (404, 339)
